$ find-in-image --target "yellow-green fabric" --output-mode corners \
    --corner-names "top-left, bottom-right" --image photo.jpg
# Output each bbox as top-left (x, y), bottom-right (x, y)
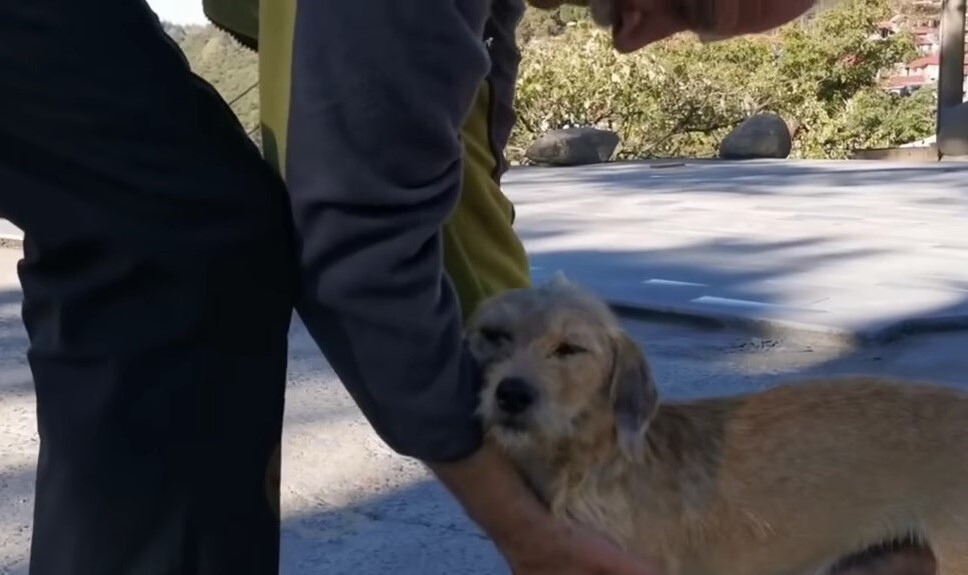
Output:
top-left (256, 0), bottom-right (294, 179)
top-left (255, 0), bottom-right (530, 321)
top-left (445, 80), bottom-right (531, 320)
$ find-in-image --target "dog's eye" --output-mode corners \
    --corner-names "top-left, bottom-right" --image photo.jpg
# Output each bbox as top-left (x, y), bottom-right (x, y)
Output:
top-left (553, 342), bottom-right (587, 358)
top-left (480, 327), bottom-right (512, 345)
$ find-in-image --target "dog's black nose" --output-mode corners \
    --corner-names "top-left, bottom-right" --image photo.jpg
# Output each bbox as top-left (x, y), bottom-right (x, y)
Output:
top-left (495, 377), bottom-right (535, 415)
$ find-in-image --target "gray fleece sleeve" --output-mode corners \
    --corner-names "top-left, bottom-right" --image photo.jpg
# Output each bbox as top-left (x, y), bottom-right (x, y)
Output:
top-left (283, 0), bottom-right (492, 462)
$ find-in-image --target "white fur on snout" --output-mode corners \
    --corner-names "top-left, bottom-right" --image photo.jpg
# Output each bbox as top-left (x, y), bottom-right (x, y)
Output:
top-left (477, 364), bottom-right (576, 455)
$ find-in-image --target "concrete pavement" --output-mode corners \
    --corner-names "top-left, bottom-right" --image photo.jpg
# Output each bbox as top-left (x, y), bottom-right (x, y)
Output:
top-left (3, 241), bottom-right (968, 574)
top-left (0, 221), bottom-right (19, 240)
top-left (3, 159), bottom-right (968, 573)
top-left (8, 158), bottom-right (968, 342)
top-left (504, 159), bottom-right (968, 342)
top-left (0, 221), bottom-right (21, 249)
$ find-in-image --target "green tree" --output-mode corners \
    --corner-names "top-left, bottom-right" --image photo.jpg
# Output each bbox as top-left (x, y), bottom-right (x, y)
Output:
top-left (163, 0), bottom-right (935, 163)
top-left (168, 24), bottom-right (260, 138)
top-left (511, 0), bottom-right (932, 161)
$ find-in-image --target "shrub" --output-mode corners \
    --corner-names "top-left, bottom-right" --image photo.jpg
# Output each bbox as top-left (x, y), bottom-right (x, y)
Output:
top-left (511, 0), bottom-right (933, 162)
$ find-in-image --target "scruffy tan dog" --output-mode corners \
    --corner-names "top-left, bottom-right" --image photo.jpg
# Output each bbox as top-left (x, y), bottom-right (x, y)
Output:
top-left (465, 274), bottom-right (968, 575)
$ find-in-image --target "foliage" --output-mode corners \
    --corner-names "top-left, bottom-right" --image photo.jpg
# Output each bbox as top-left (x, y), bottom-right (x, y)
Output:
top-left (517, 5), bottom-right (589, 44)
top-left (165, 23), bottom-right (260, 140)
top-left (511, 0), bottom-right (934, 161)
top-left (165, 0), bottom-right (936, 163)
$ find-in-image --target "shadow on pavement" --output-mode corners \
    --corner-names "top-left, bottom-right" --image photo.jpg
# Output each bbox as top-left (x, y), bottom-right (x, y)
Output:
top-left (504, 160), bottom-right (968, 199)
top-left (2, 234), bottom-right (968, 573)
top-left (279, 479), bottom-right (504, 575)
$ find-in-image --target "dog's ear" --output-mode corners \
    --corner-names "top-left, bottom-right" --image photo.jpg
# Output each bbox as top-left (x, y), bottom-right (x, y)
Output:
top-left (607, 330), bottom-right (659, 461)
top-left (545, 270), bottom-right (571, 289)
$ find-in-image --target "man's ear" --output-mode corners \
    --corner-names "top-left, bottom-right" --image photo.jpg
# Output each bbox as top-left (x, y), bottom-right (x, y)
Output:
top-left (607, 330), bottom-right (659, 460)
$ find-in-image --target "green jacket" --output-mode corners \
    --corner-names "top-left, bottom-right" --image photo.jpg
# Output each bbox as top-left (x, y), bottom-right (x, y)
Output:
top-left (202, 0), bottom-right (531, 463)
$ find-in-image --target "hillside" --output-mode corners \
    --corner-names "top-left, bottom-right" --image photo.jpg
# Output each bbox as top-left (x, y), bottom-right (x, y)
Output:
top-left (163, 23), bottom-right (260, 143)
top-left (162, 8), bottom-right (588, 148)
top-left (165, 0), bottom-right (937, 161)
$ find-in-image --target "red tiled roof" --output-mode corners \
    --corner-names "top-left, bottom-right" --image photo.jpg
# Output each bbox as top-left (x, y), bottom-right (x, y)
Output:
top-left (908, 54), bottom-right (968, 69)
top-left (909, 55), bottom-right (940, 68)
top-left (885, 74), bottom-right (929, 88)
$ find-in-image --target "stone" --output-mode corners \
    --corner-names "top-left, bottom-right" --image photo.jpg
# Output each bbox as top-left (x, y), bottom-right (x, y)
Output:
top-left (525, 127), bottom-right (620, 166)
top-left (718, 113), bottom-right (792, 160)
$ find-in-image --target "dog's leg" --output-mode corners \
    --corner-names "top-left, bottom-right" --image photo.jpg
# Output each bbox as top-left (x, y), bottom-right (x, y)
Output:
top-left (829, 542), bottom-right (937, 575)
top-left (933, 536), bottom-right (968, 575)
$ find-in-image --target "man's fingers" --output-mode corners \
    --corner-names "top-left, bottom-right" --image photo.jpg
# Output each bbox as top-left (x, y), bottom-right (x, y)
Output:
top-left (607, 0), bottom-right (820, 51)
top-left (583, 536), bottom-right (660, 575)
top-left (612, 9), bottom-right (684, 53)
top-left (696, 0), bottom-right (818, 36)
top-left (597, 558), bottom-right (658, 575)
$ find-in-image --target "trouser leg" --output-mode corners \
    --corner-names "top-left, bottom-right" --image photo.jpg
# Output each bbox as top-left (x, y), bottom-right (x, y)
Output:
top-left (444, 79), bottom-right (532, 321)
top-left (0, 1), bottom-right (296, 573)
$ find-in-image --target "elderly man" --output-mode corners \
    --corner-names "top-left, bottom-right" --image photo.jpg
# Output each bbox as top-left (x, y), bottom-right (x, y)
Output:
top-left (1, 1), bottom-right (898, 575)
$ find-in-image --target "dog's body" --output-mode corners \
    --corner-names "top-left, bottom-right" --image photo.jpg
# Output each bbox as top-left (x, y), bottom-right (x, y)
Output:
top-left (539, 378), bottom-right (968, 575)
top-left (465, 276), bottom-right (968, 575)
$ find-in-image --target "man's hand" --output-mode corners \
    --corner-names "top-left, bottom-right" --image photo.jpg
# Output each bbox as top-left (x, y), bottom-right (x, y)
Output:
top-left (426, 442), bottom-right (658, 575)
top-left (502, 520), bottom-right (660, 575)
top-left (524, 0), bottom-right (819, 53)
top-left (609, 0), bottom-right (819, 52)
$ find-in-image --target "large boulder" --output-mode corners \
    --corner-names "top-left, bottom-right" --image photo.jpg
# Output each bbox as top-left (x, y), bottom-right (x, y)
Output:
top-left (525, 127), bottom-right (620, 166)
top-left (718, 113), bottom-right (792, 160)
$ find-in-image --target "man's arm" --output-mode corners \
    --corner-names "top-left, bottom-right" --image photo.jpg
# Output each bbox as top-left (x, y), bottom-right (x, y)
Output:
top-left (280, 2), bottom-right (654, 573)
top-left (285, 0), bottom-right (490, 463)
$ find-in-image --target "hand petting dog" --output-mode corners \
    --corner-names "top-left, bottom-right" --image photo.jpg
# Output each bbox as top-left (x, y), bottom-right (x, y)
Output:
top-left (429, 442), bottom-right (659, 575)
top-left (476, 4), bottom-right (820, 574)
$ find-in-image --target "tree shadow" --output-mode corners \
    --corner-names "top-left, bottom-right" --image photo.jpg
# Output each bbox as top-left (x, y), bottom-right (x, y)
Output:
top-left (505, 159), bottom-right (968, 342)
top-left (279, 479), bottom-right (504, 575)
top-left (503, 159), bottom-right (968, 200)
top-left (273, 265), bottom-right (968, 575)
top-left (2, 204), bottom-right (968, 573)
top-left (0, 466), bottom-right (39, 575)
top-left (524, 232), bottom-right (968, 341)
top-left (275, 290), bottom-right (968, 575)
top-left (298, 164), bottom-right (968, 572)
top-left (0, 288), bottom-right (30, 404)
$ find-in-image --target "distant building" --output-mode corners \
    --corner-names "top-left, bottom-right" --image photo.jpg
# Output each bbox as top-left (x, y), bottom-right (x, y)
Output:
top-left (875, 6), bottom-right (968, 100)
top-left (883, 54), bottom-right (968, 98)
top-left (914, 29), bottom-right (940, 53)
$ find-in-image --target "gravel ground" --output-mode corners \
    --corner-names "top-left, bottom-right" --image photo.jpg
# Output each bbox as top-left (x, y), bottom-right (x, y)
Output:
top-left (1, 247), bottom-right (967, 574)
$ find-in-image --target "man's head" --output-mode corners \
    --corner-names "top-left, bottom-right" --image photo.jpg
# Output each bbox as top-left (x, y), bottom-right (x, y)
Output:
top-left (525, 0), bottom-right (819, 53)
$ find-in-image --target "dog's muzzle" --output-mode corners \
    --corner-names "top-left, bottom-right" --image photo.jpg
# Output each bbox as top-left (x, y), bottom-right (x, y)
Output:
top-left (496, 377), bottom-right (535, 414)
top-left (494, 377), bottom-right (537, 430)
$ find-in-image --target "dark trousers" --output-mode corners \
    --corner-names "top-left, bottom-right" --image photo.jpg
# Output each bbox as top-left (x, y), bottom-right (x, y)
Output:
top-left (0, 1), bottom-right (297, 573)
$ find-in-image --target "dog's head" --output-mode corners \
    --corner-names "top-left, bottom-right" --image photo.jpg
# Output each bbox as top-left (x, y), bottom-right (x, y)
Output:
top-left (467, 273), bottom-right (659, 462)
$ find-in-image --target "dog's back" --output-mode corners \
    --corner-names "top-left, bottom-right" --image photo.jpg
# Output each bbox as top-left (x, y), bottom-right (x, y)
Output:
top-left (638, 376), bottom-right (968, 575)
